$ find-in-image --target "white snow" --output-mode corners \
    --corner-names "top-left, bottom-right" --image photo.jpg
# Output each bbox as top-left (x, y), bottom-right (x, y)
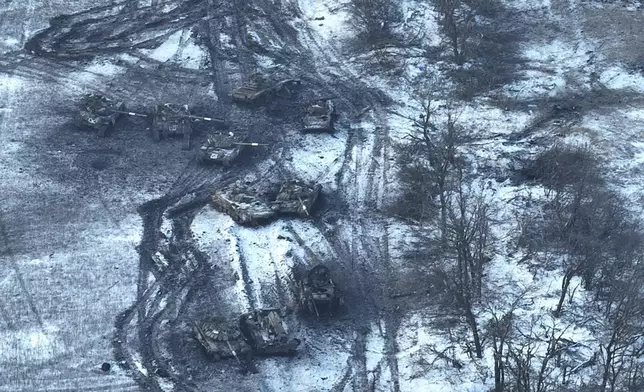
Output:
top-left (296, 0), bottom-right (352, 41)
top-left (0, 74), bottom-right (25, 91)
top-left (0, 324), bottom-right (62, 363)
top-left (260, 348), bottom-right (351, 391)
top-left (506, 0), bottom-right (551, 11)
top-left (232, 223), bottom-right (297, 308)
top-left (284, 130), bottom-right (347, 191)
top-left (397, 311), bottom-right (494, 392)
top-left (66, 59), bottom-right (126, 87)
top-left (140, 29), bottom-right (207, 70)
top-left (144, 31), bottom-right (183, 62)
top-left (365, 321), bottom-right (386, 373)
top-left (599, 65), bottom-right (644, 92)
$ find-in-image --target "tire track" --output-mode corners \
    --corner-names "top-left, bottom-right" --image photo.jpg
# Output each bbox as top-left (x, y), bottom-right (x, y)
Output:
top-left (24, 0), bottom-right (209, 60)
top-left (0, 215), bottom-right (44, 329)
top-left (5, 381), bottom-right (139, 392)
top-left (231, 0), bottom-right (258, 77)
top-left (288, 7), bottom-right (401, 388)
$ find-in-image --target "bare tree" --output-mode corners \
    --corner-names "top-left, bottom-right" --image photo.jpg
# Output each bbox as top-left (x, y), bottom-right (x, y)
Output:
top-left (393, 92), bottom-right (462, 241)
top-left (516, 144), bottom-right (631, 316)
top-left (504, 316), bottom-right (580, 392)
top-left (432, 171), bottom-right (492, 359)
top-left (434, 0), bottom-right (488, 65)
top-left (347, 0), bottom-right (403, 45)
top-left (597, 266), bottom-right (644, 392)
top-left (487, 297), bottom-right (522, 392)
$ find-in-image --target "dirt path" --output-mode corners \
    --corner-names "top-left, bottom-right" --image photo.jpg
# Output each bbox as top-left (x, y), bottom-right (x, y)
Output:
top-left (12, 0), bottom-right (403, 390)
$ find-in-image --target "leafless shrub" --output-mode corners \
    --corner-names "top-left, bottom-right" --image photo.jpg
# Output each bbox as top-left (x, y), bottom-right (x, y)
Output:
top-left (431, 0), bottom-right (525, 99)
top-left (503, 316), bottom-right (589, 392)
top-left (427, 174), bottom-right (493, 359)
top-left (518, 143), bottom-right (644, 320)
top-left (390, 91), bottom-right (463, 230)
top-left (517, 143), bottom-right (603, 192)
top-left (346, 0), bottom-right (403, 46)
top-left (390, 153), bottom-right (440, 222)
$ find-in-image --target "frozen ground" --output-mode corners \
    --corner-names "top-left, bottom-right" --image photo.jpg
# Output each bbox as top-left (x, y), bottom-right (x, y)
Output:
top-left (2, 0), bottom-right (644, 391)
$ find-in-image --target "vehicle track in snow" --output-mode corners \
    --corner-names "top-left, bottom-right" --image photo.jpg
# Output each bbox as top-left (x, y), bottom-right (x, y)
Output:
top-left (292, 16), bottom-right (400, 387)
top-left (14, 0), bottom-right (400, 390)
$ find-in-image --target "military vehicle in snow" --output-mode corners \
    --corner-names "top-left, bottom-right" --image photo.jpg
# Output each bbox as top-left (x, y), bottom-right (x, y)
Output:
top-left (303, 99), bottom-right (336, 132)
top-left (194, 319), bottom-right (252, 361)
top-left (151, 104), bottom-right (193, 150)
top-left (198, 130), bottom-right (257, 166)
top-left (78, 93), bottom-right (124, 137)
top-left (297, 264), bottom-right (343, 317)
top-left (211, 180), bottom-right (322, 225)
top-left (211, 183), bottom-right (276, 226)
top-left (272, 180), bottom-right (322, 217)
top-left (239, 308), bottom-right (300, 356)
top-left (231, 72), bottom-right (301, 104)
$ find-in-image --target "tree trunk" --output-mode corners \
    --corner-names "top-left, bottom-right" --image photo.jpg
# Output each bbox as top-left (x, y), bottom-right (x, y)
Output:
top-left (554, 269), bottom-right (574, 317)
top-left (494, 349), bottom-right (504, 392)
top-left (439, 190), bottom-right (448, 248)
top-left (465, 307), bottom-right (483, 358)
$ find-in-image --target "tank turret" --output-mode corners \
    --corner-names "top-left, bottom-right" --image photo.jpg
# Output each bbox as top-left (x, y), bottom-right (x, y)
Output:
top-left (302, 99), bottom-right (336, 132)
top-left (230, 72), bottom-right (301, 104)
top-left (297, 265), bottom-right (344, 318)
top-left (238, 308), bottom-right (300, 356)
top-left (78, 93), bottom-right (124, 137)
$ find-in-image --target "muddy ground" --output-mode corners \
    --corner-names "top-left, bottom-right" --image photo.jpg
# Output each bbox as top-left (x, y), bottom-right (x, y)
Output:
top-left (1, 1), bottom-right (397, 391)
top-left (2, 0), bottom-right (644, 391)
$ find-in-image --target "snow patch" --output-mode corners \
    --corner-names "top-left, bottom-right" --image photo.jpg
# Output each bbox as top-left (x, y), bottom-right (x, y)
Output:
top-left (397, 312), bottom-right (493, 392)
top-left (260, 349), bottom-right (351, 391)
top-left (65, 59), bottom-right (126, 87)
top-left (599, 66), bottom-right (644, 92)
top-left (366, 322), bottom-right (386, 373)
top-left (284, 130), bottom-right (347, 191)
top-left (143, 31), bottom-right (183, 62)
top-left (506, 0), bottom-right (551, 11)
top-left (140, 29), bottom-right (207, 70)
top-left (296, 0), bottom-right (353, 41)
top-left (0, 324), bottom-right (63, 363)
top-left (0, 75), bottom-right (25, 91)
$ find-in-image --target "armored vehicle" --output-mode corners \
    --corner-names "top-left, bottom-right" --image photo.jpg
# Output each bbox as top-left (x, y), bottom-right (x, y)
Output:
top-left (272, 181), bottom-right (322, 217)
top-left (211, 183), bottom-right (276, 226)
top-left (198, 130), bottom-right (249, 166)
top-left (194, 319), bottom-right (252, 361)
top-left (78, 93), bottom-right (124, 137)
top-left (239, 308), bottom-right (300, 356)
top-left (231, 73), bottom-right (301, 104)
top-left (303, 99), bottom-right (336, 132)
top-left (151, 104), bottom-right (193, 150)
top-left (297, 264), bottom-right (343, 317)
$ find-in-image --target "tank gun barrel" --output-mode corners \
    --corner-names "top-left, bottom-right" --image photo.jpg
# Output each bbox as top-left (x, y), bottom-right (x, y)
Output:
top-left (109, 109), bottom-right (225, 124)
top-left (297, 196), bottom-right (310, 216)
top-left (231, 142), bottom-right (268, 146)
top-left (109, 109), bottom-right (150, 118)
top-left (316, 96), bottom-right (338, 102)
top-left (180, 114), bottom-right (226, 124)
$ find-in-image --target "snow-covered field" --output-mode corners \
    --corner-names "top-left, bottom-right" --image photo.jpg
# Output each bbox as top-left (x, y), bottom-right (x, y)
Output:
top-left (2, 0), bottom-right (644, 390)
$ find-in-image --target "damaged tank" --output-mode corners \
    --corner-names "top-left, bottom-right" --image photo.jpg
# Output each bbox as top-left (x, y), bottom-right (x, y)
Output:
top-left (239, 308), bottom-right (300, 356)
top-left (151, 103), bottom-right (193, 150)
top-left (297, 265), bottom-right (343, 317)
top-left (303, 99), bottom-right (336, 132)
top-left (194, 319), bottom-right (252, 361)
top-left (231, 72), bottom-right (301, 104)
top-left (78, 93), bottom-right (124, 137)
top-left (211, 180), bottom-right (322, 225)
top-left (211, 183), bottom-right (276, 226)
top-left (198, 130), bottom-right (249, 166)
top-left (271, 180), bottom-right (322, 217)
